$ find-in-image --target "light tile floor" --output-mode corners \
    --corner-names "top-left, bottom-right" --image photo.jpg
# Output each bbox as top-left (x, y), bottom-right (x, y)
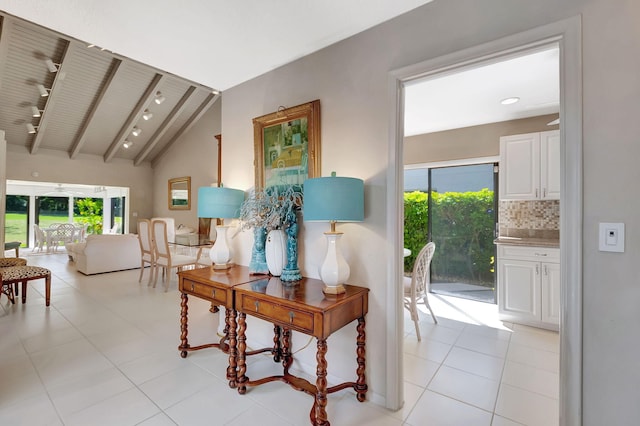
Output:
top-left (0, 252), bottom-right (559, 425)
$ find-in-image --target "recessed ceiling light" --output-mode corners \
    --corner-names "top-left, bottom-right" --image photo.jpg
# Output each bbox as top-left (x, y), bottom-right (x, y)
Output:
top-left (500, 97), bottom-right (520, 105)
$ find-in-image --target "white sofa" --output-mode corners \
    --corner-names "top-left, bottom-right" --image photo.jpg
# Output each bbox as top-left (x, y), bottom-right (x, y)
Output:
top-left (66, 234), bottom-right (141, 275)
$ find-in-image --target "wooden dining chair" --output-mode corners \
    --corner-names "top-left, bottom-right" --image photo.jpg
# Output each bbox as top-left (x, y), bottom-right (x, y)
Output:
top-left (151, 219), bottom-right (200, 291)
top-left (137, 219), bottom-right (155, 285)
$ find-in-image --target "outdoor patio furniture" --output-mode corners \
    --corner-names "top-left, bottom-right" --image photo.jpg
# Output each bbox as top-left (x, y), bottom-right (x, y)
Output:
top-left (4, 241), bottom-right (21, 257)
top-left (403, 242), bottom-right (438, 341)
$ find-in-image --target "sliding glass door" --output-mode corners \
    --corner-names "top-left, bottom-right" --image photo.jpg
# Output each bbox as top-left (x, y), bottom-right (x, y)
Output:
top-left (404, 163), bottom-right (498, 303)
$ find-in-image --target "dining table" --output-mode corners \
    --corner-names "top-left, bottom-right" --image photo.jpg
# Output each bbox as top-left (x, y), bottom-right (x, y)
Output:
top-left (42, 224), bottom-right (84, 252)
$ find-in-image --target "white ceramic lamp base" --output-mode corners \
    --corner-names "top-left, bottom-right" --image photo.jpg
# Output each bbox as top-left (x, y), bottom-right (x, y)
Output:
top-left (319, 232), bottom-right (349, 294)
top-left (210, 225), bottom-right (234, 270)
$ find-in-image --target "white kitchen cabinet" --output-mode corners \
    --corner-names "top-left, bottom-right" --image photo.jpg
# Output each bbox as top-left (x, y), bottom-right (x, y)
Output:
top-left (497, 244), bottom-right (560, 330)
top-left (499, 130), bottom-right (560, 200)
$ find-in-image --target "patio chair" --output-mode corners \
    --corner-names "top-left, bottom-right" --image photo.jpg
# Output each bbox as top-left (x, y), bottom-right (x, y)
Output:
top-left (50, 223), bottom-right (77, 252)
top-left (403, 242), bottom-right (438, 341)
top-left (33, 224), bottom-right (47, 253)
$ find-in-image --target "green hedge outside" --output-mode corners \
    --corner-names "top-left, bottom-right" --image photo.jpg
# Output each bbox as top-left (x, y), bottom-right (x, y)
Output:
top-left (404, 189), bottom-right (495, 287)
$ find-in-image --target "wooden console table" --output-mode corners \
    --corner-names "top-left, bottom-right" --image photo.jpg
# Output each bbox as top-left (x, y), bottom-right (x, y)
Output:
top-left (178, 266), bottom-right (268, 383)
top-left (233, 276), bottom-right (369, 426)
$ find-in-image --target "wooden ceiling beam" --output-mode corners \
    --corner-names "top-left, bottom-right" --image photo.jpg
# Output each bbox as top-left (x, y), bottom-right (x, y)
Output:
top-left (103, 73), bottom-right (163, 162)
top-left (0, 17), bottom-right (12, 97)
top-left (150, 92), bottom-right (219, 168)
top-left (134, 86), bottom-right (196, 166)
top-left (69, 57), bottom-right (122, 159)
top-left (30, 40), bottom-right (72, 154)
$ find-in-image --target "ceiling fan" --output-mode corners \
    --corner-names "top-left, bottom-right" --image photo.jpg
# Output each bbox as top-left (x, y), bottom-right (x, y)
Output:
top-left (42, 183), bottom-right (86, 197)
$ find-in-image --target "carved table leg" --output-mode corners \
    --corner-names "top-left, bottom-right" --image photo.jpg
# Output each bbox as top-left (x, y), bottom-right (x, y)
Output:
top-left (236, 312), bottom-right (248, 394)
top-left (314, 338), bottom-right (329, 426)
top-left (273, 324), bottom-right (282, 362)
top-left (282, 328), bottom-right (293, 374)
top-left (355, 316), bottom-right (368, 401)
top-left (178, 292), bottom-right (190, 358)
top-left (227, 308), bottom-right (238, 387)
top-left (220, 308), bottom-right (230, 350)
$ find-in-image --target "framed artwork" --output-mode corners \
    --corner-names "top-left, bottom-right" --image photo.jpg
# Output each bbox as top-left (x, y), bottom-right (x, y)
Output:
top-left (253, 100), bottom-right (321, 188)
top-left (168, 176), bottom-right (191, 210)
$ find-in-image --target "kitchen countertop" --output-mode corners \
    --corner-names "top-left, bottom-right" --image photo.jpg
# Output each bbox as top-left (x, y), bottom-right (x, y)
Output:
top-left (494, 236), bottom-right (560, 248)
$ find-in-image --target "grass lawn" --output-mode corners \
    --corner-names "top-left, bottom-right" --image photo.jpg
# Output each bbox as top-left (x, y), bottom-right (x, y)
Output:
top-left (5, 212), bottom-right (72, 247)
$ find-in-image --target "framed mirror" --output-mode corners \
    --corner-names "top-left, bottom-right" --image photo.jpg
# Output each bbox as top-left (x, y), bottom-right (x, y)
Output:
top-left (168, 177), bottom-right (191, 210)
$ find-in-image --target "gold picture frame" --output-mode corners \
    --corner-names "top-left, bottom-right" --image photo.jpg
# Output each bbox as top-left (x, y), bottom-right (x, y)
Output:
top-left (253, 100), bottom-right (321, 189)
top-left (168, 176), bottom-right (191, 210)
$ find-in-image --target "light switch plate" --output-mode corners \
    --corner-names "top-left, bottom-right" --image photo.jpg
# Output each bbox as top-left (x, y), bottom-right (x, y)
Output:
top-left (599, 222), bottom-right (625, 252)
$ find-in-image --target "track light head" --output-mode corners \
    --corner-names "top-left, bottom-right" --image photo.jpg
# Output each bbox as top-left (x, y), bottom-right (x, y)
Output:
top-left (44, 58), bottom-right (59, 73)
top-left (123, 140), bottom-right (133, 149)
top-left (154, 91), bottom-right (165, 105)
top-left (142, 109), bottom-right (153, 120)
top-left (31, 106), bottom-right (43, 117)
top-left (36, 84), bottom-right (50, 97)
top-left (26, 123), bottom-right (38, 134)
top-left (131, 127), bottom-right (142, 137)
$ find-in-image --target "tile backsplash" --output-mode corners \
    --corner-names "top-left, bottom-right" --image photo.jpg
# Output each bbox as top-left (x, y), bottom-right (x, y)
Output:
top-left (499, 200), bottom-right (560, 239)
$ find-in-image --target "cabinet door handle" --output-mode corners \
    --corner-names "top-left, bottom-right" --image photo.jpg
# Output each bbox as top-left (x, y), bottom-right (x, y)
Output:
top-left (289, 311), bottom-right (295, 323)
top-left (544, 265), bottom-right (548, 276)
top-left (190, 283), bottom-right (195, 291)
top-left (536, 188), bottom-right (539, 198)
top-left (254, 301), bottom-right (259, 312)
top-left (536, 264), bottom-right (540, 275)
top-left (212, 289), bottom-right (216, 298)
top-left (543, 188), bottom-right (547, 198)
top-left (534, 253), bottom-right (548, 257)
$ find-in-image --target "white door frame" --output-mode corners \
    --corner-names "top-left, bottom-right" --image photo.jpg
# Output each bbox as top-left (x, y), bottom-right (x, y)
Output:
top-left (386, 16), bottom-right (582, 425)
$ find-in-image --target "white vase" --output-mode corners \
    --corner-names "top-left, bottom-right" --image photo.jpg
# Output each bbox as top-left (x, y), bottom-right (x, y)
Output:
top-left (265, 229), bottom-right (286, 276)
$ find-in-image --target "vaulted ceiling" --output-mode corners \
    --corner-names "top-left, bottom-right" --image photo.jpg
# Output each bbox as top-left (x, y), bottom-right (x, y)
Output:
top-left (0, 12), bottom-right (218, 167)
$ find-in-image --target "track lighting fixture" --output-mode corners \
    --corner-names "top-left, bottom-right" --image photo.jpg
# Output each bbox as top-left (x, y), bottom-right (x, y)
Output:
top-left (142, 109), bottom-right (153, 120)
top-left (26, 123), bottom-right (38, 134)
top-left (131, 127), bottom-right (142, 137)
top-left (44, 58), bottom-right (60, 73)
top-left (123, 140), bottom-right (133, 149)
top-left (212, 89), bottom-right (220, 95)
top-left (154, 91), bottom-right (165, 105)
top-left (31, 106), bottom-right (43, 117)
top-left (36, 84), bottom-right (51, 97)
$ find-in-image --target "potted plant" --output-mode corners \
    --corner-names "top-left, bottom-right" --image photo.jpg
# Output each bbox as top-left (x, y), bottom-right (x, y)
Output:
top-left (239, 185), bottom-right (303, 280)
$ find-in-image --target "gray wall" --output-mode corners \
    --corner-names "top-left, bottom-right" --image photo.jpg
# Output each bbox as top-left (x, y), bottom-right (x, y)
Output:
top-left (218, 0), bottom-right (640, 422)
top-left (404, 114), bottom-right (559, 164)
top-left (152, 99), bottom-right (221, 230)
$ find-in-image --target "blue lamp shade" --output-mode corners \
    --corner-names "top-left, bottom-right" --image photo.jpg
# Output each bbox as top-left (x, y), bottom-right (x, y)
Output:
top-left (197, 187), bottom-right (244, 219)
top-left (303, 176), bottom-right (364, 222)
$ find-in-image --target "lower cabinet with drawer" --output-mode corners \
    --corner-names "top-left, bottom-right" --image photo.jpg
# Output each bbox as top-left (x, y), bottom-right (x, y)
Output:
top-left (497, 244), bottom-right (560, 330)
